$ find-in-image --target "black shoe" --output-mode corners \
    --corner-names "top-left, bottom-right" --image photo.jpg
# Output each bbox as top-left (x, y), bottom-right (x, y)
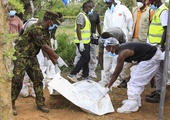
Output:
top-left (12, 106), bottom-right (18, 116)
top-left (145, 92), bottom-right (160, 103)
top-left (145, 90), bottom-right (160, 98)
top-left (118, 80), bottom-right (127, 88)
top-left (37, 105), bottom-right (49, 113)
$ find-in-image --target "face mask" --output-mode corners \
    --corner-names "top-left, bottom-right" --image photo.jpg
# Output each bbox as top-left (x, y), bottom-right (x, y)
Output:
top-left (150, 5), bottom-right (158, 11)
top-left (9, 10), bottom-right (16, 16)
top-left (108, 52), bottom-right (116, 57)
top-left (110, 4), bottom-right (115, 13)
top-left (49, 24), bottom-right (59, 30)
top-left (137, 2), bottom-right (143, 8)
top-left (88, 9), bottom-right (94, 15)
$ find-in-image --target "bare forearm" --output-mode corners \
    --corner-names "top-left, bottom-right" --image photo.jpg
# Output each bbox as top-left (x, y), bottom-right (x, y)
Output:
top-left (41, 45), bottom-right (59, 61)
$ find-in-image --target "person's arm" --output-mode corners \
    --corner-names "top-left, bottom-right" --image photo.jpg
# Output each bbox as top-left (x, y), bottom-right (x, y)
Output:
top-left (41, 44), bottom-right (59, 64)
top-left (96, 14), bottom-right (102, 36)
top-left (123, 5), bottom-right (133, 38)
top-left (160, 26), bottom-right (167, 51)
top-left (103, 11), bottom-right (108, 32)
top-left (108, 49), bottom-right (134, 88)
top-left (76, 24), bottom-right (82, 41)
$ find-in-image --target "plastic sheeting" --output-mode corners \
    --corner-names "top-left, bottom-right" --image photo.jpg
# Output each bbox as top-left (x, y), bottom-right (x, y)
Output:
top-left (48, 74), bottom-right (114, 115)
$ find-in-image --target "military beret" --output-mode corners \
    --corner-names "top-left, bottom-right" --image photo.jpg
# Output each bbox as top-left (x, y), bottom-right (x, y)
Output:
top-left (43, 11), bottom-right (59, 22)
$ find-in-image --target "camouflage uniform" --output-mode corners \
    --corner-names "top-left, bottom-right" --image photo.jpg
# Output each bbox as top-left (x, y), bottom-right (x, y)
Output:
top-left (11, 22), bottom-right (50, 106)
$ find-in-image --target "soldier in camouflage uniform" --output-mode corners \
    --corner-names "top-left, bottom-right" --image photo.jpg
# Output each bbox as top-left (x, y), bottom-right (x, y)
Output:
top-left (11, 11), bottom-right (66, 115)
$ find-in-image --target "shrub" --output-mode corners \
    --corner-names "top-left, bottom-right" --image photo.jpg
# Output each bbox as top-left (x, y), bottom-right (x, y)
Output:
top-left (55, 33), bottom-right (76, 70)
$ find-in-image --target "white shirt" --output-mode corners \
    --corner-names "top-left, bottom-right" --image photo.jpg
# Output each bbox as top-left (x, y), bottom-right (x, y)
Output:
top-left (103, 4), bottom-right (133, 41)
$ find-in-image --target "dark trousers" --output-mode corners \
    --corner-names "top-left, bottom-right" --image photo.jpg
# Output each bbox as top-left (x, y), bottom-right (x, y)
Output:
top-left (70, 43), bottom-right (90, 78)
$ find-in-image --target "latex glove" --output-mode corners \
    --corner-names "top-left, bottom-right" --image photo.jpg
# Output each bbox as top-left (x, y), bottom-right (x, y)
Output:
top-left (79, 40), bottom-right (85, 52)
top-left (57, 57), bottom-right (68, 67)
top-left (102, 87), bottom-right (109, 97)
top-left (101, 70), bottom-right (106, 81)
top-left (55, 64), bottom-right (61, 74)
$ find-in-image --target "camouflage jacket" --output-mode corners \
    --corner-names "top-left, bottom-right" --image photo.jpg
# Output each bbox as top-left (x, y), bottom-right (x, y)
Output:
top-left (14, 22), bottom-right (51, 58)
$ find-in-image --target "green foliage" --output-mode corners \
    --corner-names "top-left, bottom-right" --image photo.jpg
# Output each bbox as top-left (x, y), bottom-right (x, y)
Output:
top-left (55, 33), bottom-right (76, 68)
top-left (8, 0), bottom-right (24, 14)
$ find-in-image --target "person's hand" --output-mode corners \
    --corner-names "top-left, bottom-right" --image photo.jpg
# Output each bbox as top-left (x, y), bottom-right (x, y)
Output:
top-left (55, 64), bottom-right (61, 74)
top-left (102, 87), bottom-right (109, 97)
top-left (79, 40), bottom-right (85, 52)
top-left (57, 57), bottom-right (68, 67)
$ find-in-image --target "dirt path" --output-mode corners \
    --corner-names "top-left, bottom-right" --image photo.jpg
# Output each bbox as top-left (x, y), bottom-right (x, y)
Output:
top-left (13, 81), bottom-right (170, 120)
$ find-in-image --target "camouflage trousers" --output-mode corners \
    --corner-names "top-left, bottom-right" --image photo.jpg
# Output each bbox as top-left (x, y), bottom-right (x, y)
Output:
top-left (11, 57), bottom-right (45, 106)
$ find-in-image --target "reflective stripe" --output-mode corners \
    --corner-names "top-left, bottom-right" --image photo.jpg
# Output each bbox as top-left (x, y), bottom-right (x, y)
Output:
top-left (150, 23), bottom-right (162, 25)
top-left (149, 34), bottom-right (162, 37)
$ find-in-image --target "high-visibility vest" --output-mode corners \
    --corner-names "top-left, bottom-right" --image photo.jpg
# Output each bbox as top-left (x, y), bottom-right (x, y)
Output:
top-left (148, 5), bottom-right (168, 44)
top-left (74, 12), bottom-right (91, 44)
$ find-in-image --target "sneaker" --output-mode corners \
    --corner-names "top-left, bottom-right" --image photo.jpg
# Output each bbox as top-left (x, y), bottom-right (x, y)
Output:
top-left (145, 90), bottom-right (160, 98)
top-left (37, 105), bottom-right (49, 113)
top-left (67, 75), bottom-right (78, 82)
top-left (145, 92), bottom-right (160, 103)
top-left (117, 100), bottom-right (139, 113)
top-left (89, 72), bottom-right (97, 79)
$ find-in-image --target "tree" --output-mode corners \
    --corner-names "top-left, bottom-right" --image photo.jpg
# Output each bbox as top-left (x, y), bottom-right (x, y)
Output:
top-left (0, 0), bottom-right (13, 119)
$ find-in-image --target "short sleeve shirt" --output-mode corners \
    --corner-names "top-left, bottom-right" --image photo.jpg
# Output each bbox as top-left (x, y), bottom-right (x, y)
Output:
top-left (14, 23), bottom-right (50, 58)
top-left (76, 12), bottom-right (86, 29)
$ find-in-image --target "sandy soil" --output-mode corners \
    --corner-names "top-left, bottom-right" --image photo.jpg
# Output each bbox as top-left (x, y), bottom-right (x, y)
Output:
top-left (13, 75), bottom-right (170, 120)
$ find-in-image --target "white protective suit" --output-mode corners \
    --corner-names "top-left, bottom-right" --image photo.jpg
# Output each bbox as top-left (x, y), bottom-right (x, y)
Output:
top-left (103, 4), bottom-right (133, 41)
top-left (126, 48), bottom-right (164, 107)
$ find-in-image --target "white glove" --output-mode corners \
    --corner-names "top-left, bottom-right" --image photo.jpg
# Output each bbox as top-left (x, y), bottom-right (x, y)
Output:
top-left (101, 70), bottom-right (106, 81)
top-left (102, 87), bottom-right (109, 97)
top-left (55, 64), bottom-right (61, 74)
top-left (50, 38), bottom-right (58, 50)
top-left (79, 40), bottom-right (85, 52)
top-left (57, 57), bottom-right (68, 67)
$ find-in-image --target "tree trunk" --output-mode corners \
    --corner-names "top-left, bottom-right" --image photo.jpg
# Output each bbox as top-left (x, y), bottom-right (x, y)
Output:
top-left (0, 1), bottom-right (13, 119)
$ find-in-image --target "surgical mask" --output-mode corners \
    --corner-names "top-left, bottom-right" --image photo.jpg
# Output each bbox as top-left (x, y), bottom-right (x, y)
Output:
top-left (150, 5), bottom-right (158, 11)
top-left (88, 9), bottom-right (94, 15)
top-left (49, 24), bottom-right (59, 30)
top-left (9, 10), bottom-right (16, 16)
top-left (108, 52), bottom-right (116, 57)
top-left (137, 2), bottom-right (143, 8)
top-left (110, 4), bottom-right (115, 13)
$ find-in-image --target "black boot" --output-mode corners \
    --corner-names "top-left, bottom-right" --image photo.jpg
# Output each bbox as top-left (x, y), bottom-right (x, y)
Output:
top-left (145, 90), bottom-right (158, 98)
top-left (37, 105), bottom-right (49, 113)
top-left (145, 90), bottom-right (160, 103)
top-left (12, 101), bottom-right (17, 116)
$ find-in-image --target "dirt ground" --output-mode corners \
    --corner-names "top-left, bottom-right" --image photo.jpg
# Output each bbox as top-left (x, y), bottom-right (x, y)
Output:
top-left (13, 74), bottom-right (170, 120)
